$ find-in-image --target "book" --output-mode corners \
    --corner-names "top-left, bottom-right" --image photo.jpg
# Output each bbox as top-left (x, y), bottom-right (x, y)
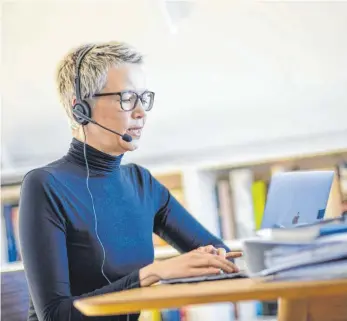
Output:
top-left (262, 240), bottom-right (347, 276)
top-left (215, 179), bottom-right (237, 240)
top-left (242, 220), bottom-right (347, 277)
top-left (256, 215), bottom-right (347, 242)
top-left (269, 259), bottom-right (347, 282)
top-left (161, 309), bottom-right (181, 321)
top-left (251, 180), bottom-right (267, 230)
top-left (2, 204), bottom-right (20, 262)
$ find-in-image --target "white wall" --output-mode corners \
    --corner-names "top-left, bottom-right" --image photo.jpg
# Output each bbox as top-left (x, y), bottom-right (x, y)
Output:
top-left (2, 0), bottom-right (347, 171)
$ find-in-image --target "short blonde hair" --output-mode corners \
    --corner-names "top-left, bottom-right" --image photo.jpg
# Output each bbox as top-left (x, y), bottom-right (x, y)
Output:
top-left (56, 41), bottom-right (143, 128)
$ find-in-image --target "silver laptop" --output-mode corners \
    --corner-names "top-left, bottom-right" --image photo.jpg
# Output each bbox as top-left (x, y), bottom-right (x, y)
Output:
top-left (161, 170), bottom-right (335, 284)
top-left (261, 170), bottom-right (335, 229)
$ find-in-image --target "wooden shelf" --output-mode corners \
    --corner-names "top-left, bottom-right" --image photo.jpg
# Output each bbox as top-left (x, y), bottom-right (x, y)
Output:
top-left (1, 261), bottom-right (24, 273)
top-left (1, 185), bottom-right (21, 203)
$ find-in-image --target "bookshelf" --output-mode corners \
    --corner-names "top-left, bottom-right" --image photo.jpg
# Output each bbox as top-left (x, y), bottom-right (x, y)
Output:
top-left (1, 149), bottom-right (347, 321)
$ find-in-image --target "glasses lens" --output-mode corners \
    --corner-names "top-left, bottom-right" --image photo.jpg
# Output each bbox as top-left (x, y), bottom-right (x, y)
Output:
top-left (141, 91), bottom-right (154, 111)
top-left (121, 91), bottom-right (138, 111)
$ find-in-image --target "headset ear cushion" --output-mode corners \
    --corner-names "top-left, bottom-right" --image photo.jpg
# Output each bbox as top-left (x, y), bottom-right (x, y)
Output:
top-left (72, 101), bottom-right (92, 125)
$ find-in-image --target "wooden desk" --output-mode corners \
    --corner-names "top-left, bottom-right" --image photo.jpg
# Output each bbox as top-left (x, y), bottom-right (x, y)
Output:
top-left (74, 278), bottom-right (347, 321)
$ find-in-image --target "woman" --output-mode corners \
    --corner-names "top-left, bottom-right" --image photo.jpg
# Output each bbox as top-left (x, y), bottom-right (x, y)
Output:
top-left (19, 41), bottom-right (241, 321)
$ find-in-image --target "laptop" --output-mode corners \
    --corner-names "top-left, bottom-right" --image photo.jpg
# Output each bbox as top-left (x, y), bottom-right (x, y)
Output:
top-left (260, 170), bottom-right (335, 229)
top-left (161, 170), bottom-right (335, 284)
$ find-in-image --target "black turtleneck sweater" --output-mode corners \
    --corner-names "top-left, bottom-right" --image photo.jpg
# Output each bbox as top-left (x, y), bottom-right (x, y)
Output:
top-left (18, 138), bottom-right (231, 321)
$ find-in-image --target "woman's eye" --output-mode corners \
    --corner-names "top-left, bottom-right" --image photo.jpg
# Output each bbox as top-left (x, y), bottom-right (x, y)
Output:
top-left (122, 92), bottom-right (136, 101)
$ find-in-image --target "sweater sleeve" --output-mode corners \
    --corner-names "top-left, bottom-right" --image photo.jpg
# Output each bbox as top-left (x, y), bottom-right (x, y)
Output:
top-left (144, 169), bottom-right (231, 255)
top-left (19, 169), bottom-right (141, 321)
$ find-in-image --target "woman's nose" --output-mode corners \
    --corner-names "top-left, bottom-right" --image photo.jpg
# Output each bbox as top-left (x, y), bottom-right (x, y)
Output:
top-left (132, 99), bottom-right (146, 119)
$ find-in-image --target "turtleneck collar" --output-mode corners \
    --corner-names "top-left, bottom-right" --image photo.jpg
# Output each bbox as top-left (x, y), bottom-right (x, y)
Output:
top-left (65, 138), bottom-right (124, 174)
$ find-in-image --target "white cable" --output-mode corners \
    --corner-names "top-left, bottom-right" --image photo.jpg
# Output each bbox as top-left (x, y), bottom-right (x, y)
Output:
top-left (83, 128), bottom-right (133, 320)
top-left (82, 128), bottom-right (111, 285)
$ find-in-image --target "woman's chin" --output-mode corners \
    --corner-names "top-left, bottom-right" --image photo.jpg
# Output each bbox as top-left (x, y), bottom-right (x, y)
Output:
top-left (121, 138), bottom-right (140, 152)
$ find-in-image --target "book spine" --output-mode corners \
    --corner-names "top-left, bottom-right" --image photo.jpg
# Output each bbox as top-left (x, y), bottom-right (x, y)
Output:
top-left (3, 204), bottom-right (19, 262)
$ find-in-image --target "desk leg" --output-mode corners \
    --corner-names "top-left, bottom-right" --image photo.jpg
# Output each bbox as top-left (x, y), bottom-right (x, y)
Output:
top-left (306, 294), bottom-right (347, 321)
top-left (277, 298), bottom-right (308, 321)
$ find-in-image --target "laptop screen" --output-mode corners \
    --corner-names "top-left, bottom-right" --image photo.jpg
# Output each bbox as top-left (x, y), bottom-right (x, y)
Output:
top-left (260, 171), bottom-right (334, 229)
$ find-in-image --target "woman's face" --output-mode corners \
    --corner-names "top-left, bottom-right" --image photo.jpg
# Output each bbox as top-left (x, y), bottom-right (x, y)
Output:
top-left (82, 63), bottom-right (150, 155)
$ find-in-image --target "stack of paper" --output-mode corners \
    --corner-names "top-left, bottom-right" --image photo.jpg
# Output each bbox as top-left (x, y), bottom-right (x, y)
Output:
top-left (242, 214), bottom-right (347, 282)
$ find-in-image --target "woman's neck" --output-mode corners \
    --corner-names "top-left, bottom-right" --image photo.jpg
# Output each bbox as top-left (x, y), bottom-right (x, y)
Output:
top-left (65, 137), bottom-right (124, 174)
top-left (72, 132), bottom-right (124, 157)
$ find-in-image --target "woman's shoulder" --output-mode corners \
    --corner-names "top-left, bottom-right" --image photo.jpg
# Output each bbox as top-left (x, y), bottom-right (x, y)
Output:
top-left (121, 163), bottom-right (158, 186)
top-left (22, 157), bottom-right (68, 188)
top-left (121, 163), bottom-right (154, 179)
top-left (121, 163), bottom-right (167, 192)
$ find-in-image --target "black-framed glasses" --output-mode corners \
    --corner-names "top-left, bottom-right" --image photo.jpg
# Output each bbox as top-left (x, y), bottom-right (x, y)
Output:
top-left (92, 90), bottom-right (155, 112)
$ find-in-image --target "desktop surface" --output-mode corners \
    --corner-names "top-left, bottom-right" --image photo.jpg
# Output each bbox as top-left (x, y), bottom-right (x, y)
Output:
top-left (73, 277), bottom-right (347, 317)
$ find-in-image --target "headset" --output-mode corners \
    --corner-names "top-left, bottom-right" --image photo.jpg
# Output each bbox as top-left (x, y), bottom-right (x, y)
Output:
top-left (72, 46), bottom-right (94, 126)
top-left (72, 45), bottom-right (132, 142)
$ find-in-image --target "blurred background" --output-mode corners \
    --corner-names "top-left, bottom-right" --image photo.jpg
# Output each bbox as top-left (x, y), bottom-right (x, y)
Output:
top-left (1, 0), bottom-right (347, 320)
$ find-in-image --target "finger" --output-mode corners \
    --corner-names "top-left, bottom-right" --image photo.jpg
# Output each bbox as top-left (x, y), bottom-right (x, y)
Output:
top-left (209, 255), bottom-right (239, 273)
top-left (226, 251), bottom-right (243, 258)
top-left (217, 248), bottom-right (226, 258)
top-left (191, 253), bottom-right (240, 273)
top-left (202, 245), bottom-right (218, 254)
top-left (189, 267), bottom-right (221, 276)
top-left (195, 246), bottom-right (212, 253)
top-left (193, 253), bottom-right (237, 273)
top-left (189, 251), bottom-right (222, 267)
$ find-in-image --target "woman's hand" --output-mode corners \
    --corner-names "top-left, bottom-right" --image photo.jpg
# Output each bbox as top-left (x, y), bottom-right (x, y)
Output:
top-left (195, 245), bottom-right (243, 260)
top-left (139, 249), bottom-right (239, 286)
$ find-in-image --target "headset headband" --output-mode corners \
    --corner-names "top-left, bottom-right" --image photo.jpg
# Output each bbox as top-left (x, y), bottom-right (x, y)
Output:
top-left (74, 45), bottom-right (94, 102)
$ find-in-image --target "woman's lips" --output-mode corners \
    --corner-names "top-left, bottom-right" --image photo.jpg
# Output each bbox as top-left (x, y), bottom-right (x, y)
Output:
top-left (126, 127), bottom-right (143, 137)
